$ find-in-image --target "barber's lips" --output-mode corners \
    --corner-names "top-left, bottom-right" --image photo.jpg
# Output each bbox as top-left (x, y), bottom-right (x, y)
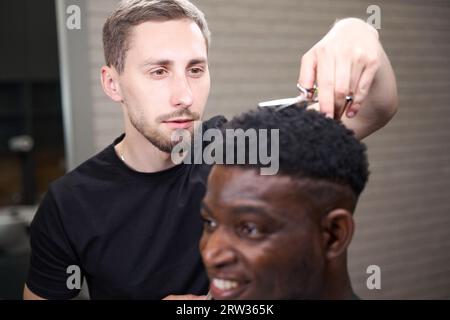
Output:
top-left (162, 118), bottom-right (194, 129)
top-left (210, 277), bottom-right (250, 299)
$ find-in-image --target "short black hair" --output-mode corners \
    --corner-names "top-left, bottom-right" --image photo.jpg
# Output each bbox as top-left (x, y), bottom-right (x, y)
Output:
top-left (222, 107), bottom-right (369, 204)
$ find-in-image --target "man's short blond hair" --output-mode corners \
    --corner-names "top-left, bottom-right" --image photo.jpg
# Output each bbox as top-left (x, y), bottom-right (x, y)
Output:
top-left (103, 0), bottom-right (210, 73)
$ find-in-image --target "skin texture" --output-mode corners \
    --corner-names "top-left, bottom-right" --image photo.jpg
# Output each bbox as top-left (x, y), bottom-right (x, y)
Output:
top-left (200, 166), bottom-right (355, 300)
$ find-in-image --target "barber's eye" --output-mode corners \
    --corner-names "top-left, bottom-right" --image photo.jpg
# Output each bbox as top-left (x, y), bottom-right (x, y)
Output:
top-left (188, 67), bottom-right (204, 77)
top-left (150, 68), bottom-right (168, 77)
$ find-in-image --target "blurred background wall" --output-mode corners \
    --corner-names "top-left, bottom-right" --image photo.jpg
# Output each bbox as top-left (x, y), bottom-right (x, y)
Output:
top-left (0, 0), bottom-right (449, 299)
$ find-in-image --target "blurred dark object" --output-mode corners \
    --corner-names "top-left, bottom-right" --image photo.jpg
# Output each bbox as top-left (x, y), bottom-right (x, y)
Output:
top-left (0, 0), bottom-right (59, 81)
top-left (0, 0), bottom-right (65, 206)
top-left (0, 206), bottom-right (34, 300)
top-left (8, 135), bottom-right (35, 205)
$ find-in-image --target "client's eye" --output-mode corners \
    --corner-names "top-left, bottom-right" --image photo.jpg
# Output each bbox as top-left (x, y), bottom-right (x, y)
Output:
top-left (202, 217), bottom-right (217, 232)
top-left (239, 222), bottom-right (262, 239)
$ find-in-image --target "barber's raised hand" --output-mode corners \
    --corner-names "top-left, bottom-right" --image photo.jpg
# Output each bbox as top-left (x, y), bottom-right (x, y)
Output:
top-left (163, 294), bottom-right (208, 300)
top-left (299, 18), bottom-right (383, 120)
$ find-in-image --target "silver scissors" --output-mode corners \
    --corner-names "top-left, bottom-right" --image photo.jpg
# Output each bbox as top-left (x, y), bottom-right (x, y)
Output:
top-left (258, 84), bottom-right (353, 118)
top-left (257, 84), bottom-right (318, 111)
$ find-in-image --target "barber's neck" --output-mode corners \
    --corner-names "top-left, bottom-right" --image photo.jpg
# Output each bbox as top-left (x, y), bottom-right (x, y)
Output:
top-left (115, 119), bottom-right (177, 173)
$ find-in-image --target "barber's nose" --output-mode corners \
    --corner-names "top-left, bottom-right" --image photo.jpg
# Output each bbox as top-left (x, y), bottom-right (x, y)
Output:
top-left (202, 231), bottom-right (237, 269)
top-left (170, 75), bottom-right (193, 108)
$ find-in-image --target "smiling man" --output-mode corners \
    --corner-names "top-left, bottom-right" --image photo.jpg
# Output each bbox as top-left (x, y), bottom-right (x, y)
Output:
top-left (200, 107), bottom-right (369, 299)
top-left (25, 0), bottom-right (395, 300)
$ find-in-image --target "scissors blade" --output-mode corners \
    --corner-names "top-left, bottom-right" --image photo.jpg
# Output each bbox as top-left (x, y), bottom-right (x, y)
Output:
top-left (257, 96), bottom-right (301, 108)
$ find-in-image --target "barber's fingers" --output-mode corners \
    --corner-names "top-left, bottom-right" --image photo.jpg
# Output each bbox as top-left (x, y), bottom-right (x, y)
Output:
top-left (299, 46), bottom-right (378, 119)
top-left (163, 294), bottom-right (208, 300)
top-left (340, 60), bottom-right (363, 118)
top-left (349, 58), bottom-right (380, 117)
top-left (306, 102), bottom-right (320, 112)
top-left (334, 54), bottom-right (352, 119)
top-left (316, 48), bottom-right (335, 118)
top-left (298, 50), bottom-right (317, 95)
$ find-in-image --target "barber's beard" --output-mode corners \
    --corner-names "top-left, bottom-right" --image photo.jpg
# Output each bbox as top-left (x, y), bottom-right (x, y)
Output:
top-left (130, 117), bottom-right (175, 153)
top-left (127, 105), bottom-right (200, 154)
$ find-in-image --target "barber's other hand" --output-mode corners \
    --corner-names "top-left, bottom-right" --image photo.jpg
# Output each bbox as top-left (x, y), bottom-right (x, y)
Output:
top-left (163, 294), bottom-right (208, 300)
top-left (298, 18), bottom-right (381, 119)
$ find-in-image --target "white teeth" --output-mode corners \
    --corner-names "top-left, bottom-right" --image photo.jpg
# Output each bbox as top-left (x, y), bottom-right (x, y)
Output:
top-left (213, 278), bottom-right (239, 290)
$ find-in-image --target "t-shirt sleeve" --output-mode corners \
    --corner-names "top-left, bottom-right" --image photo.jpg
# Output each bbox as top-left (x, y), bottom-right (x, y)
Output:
top-left (26, 188), bottom-right (84, 299)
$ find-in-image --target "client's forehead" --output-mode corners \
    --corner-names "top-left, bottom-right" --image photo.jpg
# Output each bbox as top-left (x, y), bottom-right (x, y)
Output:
top-left (206, 165), bottom-right (313, 221)
top-left (208, 165), bottom-right (289, 197)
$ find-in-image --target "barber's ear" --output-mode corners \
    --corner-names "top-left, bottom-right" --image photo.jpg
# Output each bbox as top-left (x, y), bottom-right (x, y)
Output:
top-left (101, 66), bottom-right (123, 102)
top-left (320, 209), bottom-right (354, 260)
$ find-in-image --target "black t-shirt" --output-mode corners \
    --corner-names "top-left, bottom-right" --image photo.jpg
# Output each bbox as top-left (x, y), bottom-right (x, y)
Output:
top-left (26, 116), bottom-right (227, 299)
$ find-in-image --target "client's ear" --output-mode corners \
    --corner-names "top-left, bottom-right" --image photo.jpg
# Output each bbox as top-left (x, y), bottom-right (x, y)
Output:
top-left (320, 209), bottom-right (354, 260)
